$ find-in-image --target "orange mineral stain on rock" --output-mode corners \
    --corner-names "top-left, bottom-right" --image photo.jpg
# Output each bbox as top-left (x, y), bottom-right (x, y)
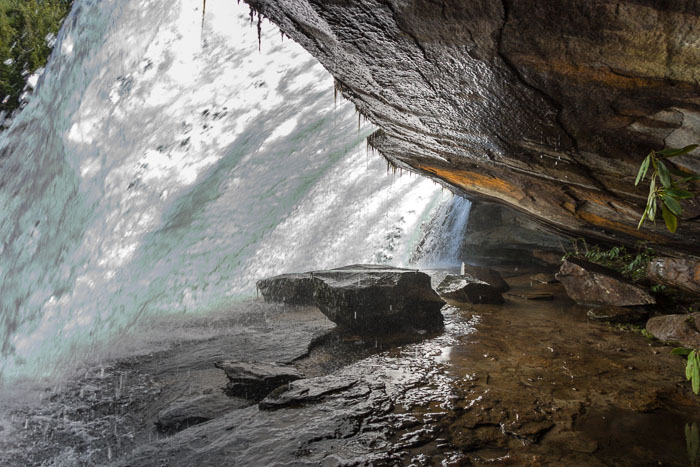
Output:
top-left (416, 165), bottom-right (526, 203)
top-left (576, 211), bottom-right (667, 242)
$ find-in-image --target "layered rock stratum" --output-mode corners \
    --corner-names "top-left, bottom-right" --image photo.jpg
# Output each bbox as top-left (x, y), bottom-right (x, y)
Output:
top-left (246, 0), bottom-right (700, 254)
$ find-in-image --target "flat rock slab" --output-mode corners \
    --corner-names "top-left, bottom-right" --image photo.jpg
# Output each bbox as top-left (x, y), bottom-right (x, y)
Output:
top-left (155, 394), bottom-right (247, 435)
top-left (646, 313), bottom-right (700, 348)
top-left (214, 361), bottom-right (302, 400)
top-left (437, 274), bottom-right (504, 304)
top-left (462, 264), bottom-right (510, 292)
top-left (555, 258), bottom-right (655, 306)
top-left (258, 265), bottom-right (445, 332)
top-left (586, 306), bottom-right (650, 325)
top-left (506, 292), bottom-right (554, 301)
top-left (259, 375), bottom-right (363, 411)
top-left (530, 273), bottom-right (559, 284)
top-left (256, 273), bottom-right (315, 305)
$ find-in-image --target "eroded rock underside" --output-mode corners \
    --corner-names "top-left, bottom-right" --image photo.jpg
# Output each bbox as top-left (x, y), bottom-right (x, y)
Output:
top-left (246, 0), bottom-right (700, 255)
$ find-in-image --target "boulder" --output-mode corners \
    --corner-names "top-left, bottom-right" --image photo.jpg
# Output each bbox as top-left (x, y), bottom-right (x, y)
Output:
top-left (311, 265), bottom-right (445, 332)
top-left (646, 313), bottom-right (700, 348)
top-left (462, 263), bottom-right (510, 292)
top-left (256, 273), bottom-right (315, 305)
top-left (586, 306), bottom-right (650, 325)
top-left (555, 258), bottom-right (655, 306)
top-left (436, 274), bottom-right (504, 304)
top-left (647, 257), bottom-right (700, 296)
top-left (214, 361), bottom-right (302, 400)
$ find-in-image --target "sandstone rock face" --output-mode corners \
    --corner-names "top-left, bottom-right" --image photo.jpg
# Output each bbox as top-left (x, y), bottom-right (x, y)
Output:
top-left (311, 265), bottom-right (445, 331)
top-left (256, 273), bottom-right (315, 305)
top-left (436, 274), bottom-right (504, 304)
top-left (246, 0), bottom-right (700, 254)
top-left (463, 202), bottom-right (565, 269)
top-left (258, 265), bottom-right (445, 332)
top-left (647, 257), bottom-right (700, 296)
top-left (214, 361), bottom-right (302, 399)
top-left (556, 258), bottom-right (655, 306)
top-left (646, 313), bottom-right (700, 348)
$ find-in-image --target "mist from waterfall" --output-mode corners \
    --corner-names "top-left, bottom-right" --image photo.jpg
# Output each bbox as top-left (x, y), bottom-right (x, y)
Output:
top-left (0, 0), bottom-right (468, 384)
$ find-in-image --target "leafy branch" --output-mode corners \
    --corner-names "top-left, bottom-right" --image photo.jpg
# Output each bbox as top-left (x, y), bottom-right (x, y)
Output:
top-left (672, 347), bottom-right (700, 394)
top-left (635, 144), bottom-right (700, 233)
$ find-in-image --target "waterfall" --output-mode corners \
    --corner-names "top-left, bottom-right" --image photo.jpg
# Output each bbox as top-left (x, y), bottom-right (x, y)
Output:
top-left (411, 196), bottom-right (472, 268)
top-left (0, 0), bottom-right (457, 382)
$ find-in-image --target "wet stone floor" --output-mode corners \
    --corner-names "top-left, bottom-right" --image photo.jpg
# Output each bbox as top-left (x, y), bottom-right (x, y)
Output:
top-left (1, 275), bottom-right (699, 466)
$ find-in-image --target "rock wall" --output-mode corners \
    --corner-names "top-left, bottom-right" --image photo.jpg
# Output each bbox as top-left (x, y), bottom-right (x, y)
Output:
top-left (246, 0), bottom-right (700, 255)
top-left (462, 201), bottom-right (565, 270)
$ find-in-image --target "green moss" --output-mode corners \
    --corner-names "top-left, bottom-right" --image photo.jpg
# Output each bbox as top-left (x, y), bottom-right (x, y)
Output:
top-left (0, 0), bottom-right (72, 120)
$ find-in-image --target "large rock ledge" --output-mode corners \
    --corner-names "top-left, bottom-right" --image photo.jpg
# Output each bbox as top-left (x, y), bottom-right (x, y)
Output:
top-left (258, 265), bottom-right (445, 332)
top-left (245, 0), bottom-right (700, 255)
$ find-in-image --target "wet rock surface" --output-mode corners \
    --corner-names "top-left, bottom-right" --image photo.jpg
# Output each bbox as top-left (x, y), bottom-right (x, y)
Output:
top-left (246, 0), bottom-right (700, 253)
top-left (261, 264), bottom-right (446, 332)
top-left (437, 273), bottom-right (505, 304)
top-left (2, 276), bottom-right (699, 466)
top-left (587, 305), bottom-right (650, 325)
top-left (647, 256), bottom-right (700, 296)
top-left (461, 262), bottom-right (509, 292)
top-left (214, 361), bottom-right (302, 400)
top-left (256, 272), bottom-right (315, 305)
top-left (646, 312), bottom-right (700, 348)
top-left (556, 257), bottom-right (655, 306)
top-left (154, 394), bottom-right (244, 435)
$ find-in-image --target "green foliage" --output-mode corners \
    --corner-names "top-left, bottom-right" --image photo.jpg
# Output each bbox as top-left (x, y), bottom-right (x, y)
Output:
top-left (564, 239), bottom-right (654, 282)
top-left (0, 0), bottom-right (72, 118)
top-left (673, 347), bottom-right (700, 395)
top-left (635, 145), bottom-right (700, 233)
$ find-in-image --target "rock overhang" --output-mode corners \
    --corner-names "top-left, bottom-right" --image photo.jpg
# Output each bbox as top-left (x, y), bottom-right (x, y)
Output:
top-left (244, 0), bottom-right (700, 255)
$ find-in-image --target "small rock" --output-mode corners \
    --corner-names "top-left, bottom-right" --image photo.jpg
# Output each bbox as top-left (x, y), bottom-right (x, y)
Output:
top-left (214, 361), bottom-right (302, 400)
top-left (259, 375), bottom-right (361, 410)
top-left (530, 273), bottom-right (558, 284)
top-left (555, 258), bottom-right (655, 306)
top-left (505, 291), bottom-right (554, 301)
top-left (437, 274), bottom-right (504, 304)
top-left (646, 312), bottom-right (700, 348)
top-left (586, 305), bottom-right (649, 324)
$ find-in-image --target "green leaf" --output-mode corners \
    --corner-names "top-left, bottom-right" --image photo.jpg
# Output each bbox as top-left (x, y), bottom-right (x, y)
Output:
top-left (665, 188), bottom-right (695, 199)
top-left (635, 154), bottom-right (651, 186)
top-left (663, 195), bottom-right (682, 216)
top-left (661, 204), bottom-right (678, 233)
top-left (673, 347), bottom-right (692, 356)
top-left (657, 161), bottom-right (672, 188)
top-left (649, 195), bottom-right (657, 222)
top-left (657, 144), bottom-right (699, 157)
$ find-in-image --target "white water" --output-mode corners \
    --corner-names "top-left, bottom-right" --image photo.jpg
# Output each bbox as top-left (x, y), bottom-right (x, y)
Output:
top-left (0, 0), bottom-right (468, 383)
